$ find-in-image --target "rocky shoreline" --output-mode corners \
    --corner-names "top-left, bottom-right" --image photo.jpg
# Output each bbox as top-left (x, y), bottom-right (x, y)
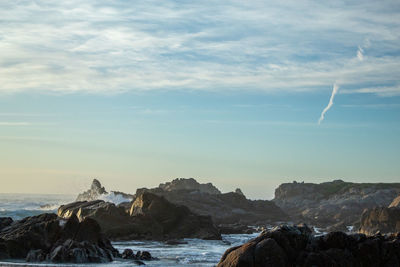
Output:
top-left (1, 177), bottom-right (400, 265)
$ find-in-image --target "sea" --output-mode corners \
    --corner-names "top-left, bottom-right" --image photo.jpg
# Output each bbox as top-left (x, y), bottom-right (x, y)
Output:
top-left (0, 193), bottom-right (259, 267)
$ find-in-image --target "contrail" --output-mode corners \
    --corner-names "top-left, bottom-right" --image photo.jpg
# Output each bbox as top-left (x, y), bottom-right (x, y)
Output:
top-left (318, 83), bottom-right (339, 124)
top-left (318, 40), bottom-right (369, 124)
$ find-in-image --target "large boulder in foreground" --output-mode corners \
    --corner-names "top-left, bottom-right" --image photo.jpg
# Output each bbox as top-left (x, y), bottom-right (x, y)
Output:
top-left (217, 224), bottom-right (400, 267)
top-left (59, 192), bottom-right (221, 241)
top-left (0, 213), bottom-right (118, 263)
top-left (359, 207), bottom-right (400, 236)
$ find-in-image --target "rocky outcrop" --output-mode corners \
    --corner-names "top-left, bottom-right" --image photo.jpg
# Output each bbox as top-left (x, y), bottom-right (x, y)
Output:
top-left (137, 179), bottom-right (288, 225)
top-left (76, 179), bottom-right (107, 201)
top-left (0, 213), bottom-right (119, 263)
top-left (58, 192), bottom-right (221, 241)
top-left (158, 178), bottom-right (221, 194)
top-left (76, 179), bottom-right (134, 202)
top-left (273, 180), bottom-right (400, 228)
top-left (359, 207), bottom-right (400, 236)
top-left (217, 224), bottom-right (400, 267)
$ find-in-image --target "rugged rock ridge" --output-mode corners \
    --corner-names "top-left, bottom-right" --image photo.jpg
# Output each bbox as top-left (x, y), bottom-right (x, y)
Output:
top-left (217, 224), bottom-right (400, 267)
top-left (0, 213), bottom-right (118, 263)
top-left (273, 180), bottom-right (400, 229)
top-left (158, 178), bottom-right (221, 194)
top-left (58, 192), bottom-right (221, 241)
top-left (75, 178), bottom-right (287, 227)
top-left (137, 178), bottom-right (288, 225)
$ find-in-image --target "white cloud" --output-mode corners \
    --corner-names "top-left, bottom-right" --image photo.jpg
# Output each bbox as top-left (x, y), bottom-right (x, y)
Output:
top-left (0, 0), bottom-right (399, 95)
top-left (0, 122), bottom-right (31, 126)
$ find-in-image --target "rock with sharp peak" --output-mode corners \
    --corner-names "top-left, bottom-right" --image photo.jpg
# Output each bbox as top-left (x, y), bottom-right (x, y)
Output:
top-left (76, 179), bottom-right (108, 201)
top-left (75, 179), bottom-right (134, 203)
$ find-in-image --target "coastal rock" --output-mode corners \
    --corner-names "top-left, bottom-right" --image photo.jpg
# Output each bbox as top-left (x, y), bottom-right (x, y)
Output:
top-left (359, 207), bottom-right (400, 235)
top-left (59, 192), bottom-right (221, 241)
top-left (217, 224), bottom-right (400, 267)
top-left (158, 178), bottom-right (221, 194)
top-left (137, 178), bottom-right (288, 225)
top-left (76, 179), bottom-right (134, 202)
top-left (273, 180), bottom-right (400, 228)
top-left (0, 213), bottom-right (118, 263)
top-left (76, 179), bottom-right (108, 201)
top-left (130, 192), bottom-right (221, 240)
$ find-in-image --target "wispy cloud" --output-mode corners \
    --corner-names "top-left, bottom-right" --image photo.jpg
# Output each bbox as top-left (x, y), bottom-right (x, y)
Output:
top-left (0, 1), bottom-right (399, 95)
top-left (0, 122), bottom-right (31, 126)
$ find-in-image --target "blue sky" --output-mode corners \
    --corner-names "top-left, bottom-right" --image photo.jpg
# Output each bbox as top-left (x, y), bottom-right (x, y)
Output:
top-left (0, 0), bottom-right (399, 198)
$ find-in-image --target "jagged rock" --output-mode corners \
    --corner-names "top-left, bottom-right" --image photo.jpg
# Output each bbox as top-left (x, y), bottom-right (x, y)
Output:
top-left (359, 207), bottom-right (400, 235)
top-left (158, 178), bottom-right (221, 194)
top-left (76, 179), bottom-right (108, 201)
top-left (273, 180), bottom-right (400, 228)
top-left (76, 179), bottom-right (134, 203)
top-left (217, 224), bottom-right (400, 267)
top-left (0, 213), bottom-right (119, 263)
top-left (59, 192), bottom-right (221, 241)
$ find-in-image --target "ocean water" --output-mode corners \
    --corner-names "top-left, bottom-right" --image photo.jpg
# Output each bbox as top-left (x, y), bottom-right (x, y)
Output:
top-left (0, 194), bottom-right (257, 267)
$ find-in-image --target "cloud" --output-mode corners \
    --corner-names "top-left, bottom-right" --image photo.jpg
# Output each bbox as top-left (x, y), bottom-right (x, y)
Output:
top-left (318, 84), bottom-right (339, 124)
top-left (0, 1), bottom-right (399, 95)
top-left (0, 122), bottom-right (31, 126)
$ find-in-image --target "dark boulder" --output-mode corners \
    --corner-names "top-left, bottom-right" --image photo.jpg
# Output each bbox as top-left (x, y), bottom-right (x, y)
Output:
top-left (217, 224), bottom-right (400, 267)
top-left (58, 192), bottom-right (221, 241)
top-left (130, 192), bottom-right (221, 240)
top-left (0, 213), bottom-right (119, 263)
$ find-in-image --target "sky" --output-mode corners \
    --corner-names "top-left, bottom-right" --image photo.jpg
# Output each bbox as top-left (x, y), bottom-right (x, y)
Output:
top-left (0, 0), bottom-right (399, 199)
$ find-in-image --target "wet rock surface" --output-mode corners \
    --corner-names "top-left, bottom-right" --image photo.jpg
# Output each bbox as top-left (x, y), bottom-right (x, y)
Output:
top-left (217, 224), bottom-right (400, 267)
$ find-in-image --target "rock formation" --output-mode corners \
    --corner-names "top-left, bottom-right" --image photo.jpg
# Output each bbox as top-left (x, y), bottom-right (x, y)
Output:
top-left (58, 192), bottom-right (221, 241)
top-left (158, 178), bottom-right (221, 194)
top-left (359, 207), bottom-right (400, 236)
top-left (217, 224), bottom-right (400, 267)
top-left (137, 178), bottom-right (288, 226)
top-left (273, 180), bottom-right (400, 229)
top-left (76, 179), bottom-right (134, 202)
top-left (359, 194), bottom-right (400, 236)
top-left (0, 213), bottom-right (119, 263)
